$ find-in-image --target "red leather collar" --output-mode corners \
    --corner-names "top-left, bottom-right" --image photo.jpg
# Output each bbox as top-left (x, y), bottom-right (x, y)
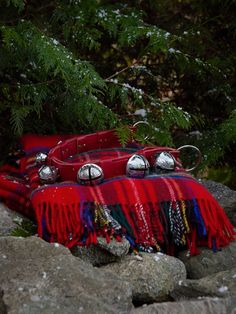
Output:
top-left (46, 129), bottom-right (183, 182)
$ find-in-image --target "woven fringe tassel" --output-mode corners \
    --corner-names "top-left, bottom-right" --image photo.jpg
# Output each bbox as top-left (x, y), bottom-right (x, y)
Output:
top-left (35, 202), bottom-right (86, 248)
top-left (198, 199), bottom-right (235, 247)
top-left (34, 198), bottom-right (235, 254)
top-left (183, 198), bottom-right (235, 255)
top-left (35, 202), bottom-right (124, 248)
top-left (111, 204), bottom-right (137, 240)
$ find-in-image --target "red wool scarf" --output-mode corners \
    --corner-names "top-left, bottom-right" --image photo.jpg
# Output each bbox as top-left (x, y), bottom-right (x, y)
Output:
top-left (0, 130), bottom-right (235, 256)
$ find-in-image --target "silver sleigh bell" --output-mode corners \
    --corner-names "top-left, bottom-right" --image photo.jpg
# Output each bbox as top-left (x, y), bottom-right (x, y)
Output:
top-left (35, 152), bottom-right (48, 165)
top-left (126, 154), bottom-right (150, 178)
top-left (155, 152), bottom-right (175, 171)
top-left (77, 163), bottom-right (104, 186)
top-left (38, 165), bottom-right (59, 184)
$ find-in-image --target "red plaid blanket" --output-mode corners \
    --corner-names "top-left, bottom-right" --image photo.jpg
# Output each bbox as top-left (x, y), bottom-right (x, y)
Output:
top-left (0, 132), bottom-right (235, 256)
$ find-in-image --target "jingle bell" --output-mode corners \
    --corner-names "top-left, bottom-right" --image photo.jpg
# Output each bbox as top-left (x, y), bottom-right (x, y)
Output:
top-left (35, 152), bottom-right (48, 165)
top-left (38, 165), bottom-right (59, 184)
top-left (155, 152), bottom-right (175, 171)
top-left (77, 163), bottom-right (104, 185)
top-left (126, 154), bottom-right (150, 178)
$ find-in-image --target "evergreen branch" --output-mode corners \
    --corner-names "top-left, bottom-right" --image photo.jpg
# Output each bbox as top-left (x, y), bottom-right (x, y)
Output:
top-left (105, 79), bottom-right (191, 130)
top-left (9, 79), bottom-right (56, 87)
top-left (6, 0), bottom-right (25, 11)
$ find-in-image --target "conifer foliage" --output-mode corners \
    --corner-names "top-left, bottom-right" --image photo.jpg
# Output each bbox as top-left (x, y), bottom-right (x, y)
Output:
top-left (0, 0), bottom-right (235, 179)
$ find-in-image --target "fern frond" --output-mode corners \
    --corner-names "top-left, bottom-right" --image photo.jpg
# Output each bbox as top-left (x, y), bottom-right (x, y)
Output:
top-left (6, 0), bottom-right (25, 11)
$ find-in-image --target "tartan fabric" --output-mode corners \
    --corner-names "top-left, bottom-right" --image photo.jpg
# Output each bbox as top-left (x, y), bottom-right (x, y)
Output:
top-left (0, 133), bottom-right (235, 256)
top-left (30, 175), bottom-right (235, 254)
top-left (0, 173), bottom-right (31, 217)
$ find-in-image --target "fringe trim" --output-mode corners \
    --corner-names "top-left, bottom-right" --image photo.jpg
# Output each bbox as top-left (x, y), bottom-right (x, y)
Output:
top-left (34, 198), bottom-right (235, 254)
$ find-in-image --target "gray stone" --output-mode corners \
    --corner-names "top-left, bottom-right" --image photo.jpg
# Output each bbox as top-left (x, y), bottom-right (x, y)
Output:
top-left (0, 203), bottom-right (29, 236)
top-left (202, 180), bottom-right (236, 226)
top-left (102, 252), bottom-right (186, 304)
top-left (71, 244), bottom-right (120, 267)
top-left (70, 244), bottom-right (119, 266)
top-left (178, 241), bottom-right (236, 279)
top-left (171, 267), bottom-right (236, 301)
top-left (0, 289), bottom-right (7, 314)
top-left (130, 297), bottom-right (236, 314)
top-left (97, 236), bottom-right (130, 256)
top-left (0, 236), bottom-right (133, 314)
top-left (70, 236), bottom-right (130, 266)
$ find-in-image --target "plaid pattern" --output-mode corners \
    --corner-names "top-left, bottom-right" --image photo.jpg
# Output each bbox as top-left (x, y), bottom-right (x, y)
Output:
top-left (0, 133), bottom-right (235, 256)
top-left (31, 175), bottom-right (235, 254)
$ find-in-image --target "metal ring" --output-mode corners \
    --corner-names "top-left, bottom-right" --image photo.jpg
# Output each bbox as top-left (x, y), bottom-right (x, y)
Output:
top-left (177, 145), bottom-right (202, 172)
top-left (133, 121), bottom-right (149, 127)
top-left (133, 121), bottom-right (149, 140)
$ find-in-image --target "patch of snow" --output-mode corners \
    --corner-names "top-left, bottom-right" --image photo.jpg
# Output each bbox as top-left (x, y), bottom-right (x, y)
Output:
top-left (134, 109), bottom-right (147, 117)
top-left (13, 217), bottom-right (23, 224)
top-left (168, 48), bottom-right (175, 53)
top-left (52, 39), bottom-right (59, 45)
top-left (135, 255), bottom-right (143, 261)
top-left (218, 286), bottom-right (228, 293)
top-left (153, 255), bottom-right (160, 262)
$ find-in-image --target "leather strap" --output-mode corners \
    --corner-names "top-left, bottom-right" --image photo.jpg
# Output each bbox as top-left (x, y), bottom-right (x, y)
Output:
top-left (46, 129), bottom-right (183, 182)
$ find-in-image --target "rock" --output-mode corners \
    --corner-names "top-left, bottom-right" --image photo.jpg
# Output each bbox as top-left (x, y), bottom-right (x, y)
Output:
top-left (130, 297), bottom-right (236, 314)
top-left (102, 252), bottom-right (186, 305)
top-left (70, 245), bottom-right (119, 266)
top-left (0, 289), bottom-right (7, 314)
top-left (178, 241), bottom-right (236, 279)
top-left (0, 203), bottom-right (29, 236)
top-left (97, 236), bottom-right (130, 256)
top-left (0, 236), bottom-right (133, 314)
top-left (171, 267), bottom-right (236, 301)
top-left (202, 180), bottom-right (236, 226)
top-left (70, 237), bottom-right (130, 266)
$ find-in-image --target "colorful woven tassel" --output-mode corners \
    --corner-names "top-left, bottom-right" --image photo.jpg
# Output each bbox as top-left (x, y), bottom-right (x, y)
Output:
top-left (29, 175), bottom-right (235, 254)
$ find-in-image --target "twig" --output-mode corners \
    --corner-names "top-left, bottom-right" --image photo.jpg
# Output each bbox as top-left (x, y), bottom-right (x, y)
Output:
top-left (105, 60), bottom-right (139, 80)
